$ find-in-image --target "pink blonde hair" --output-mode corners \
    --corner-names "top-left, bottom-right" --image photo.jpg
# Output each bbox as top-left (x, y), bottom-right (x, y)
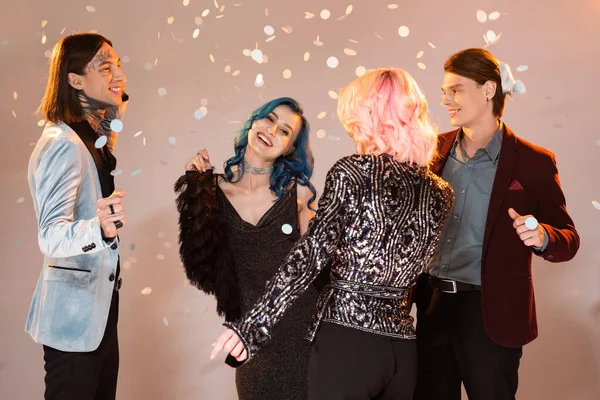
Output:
top-left (337, 68), bottom-right (438, 166)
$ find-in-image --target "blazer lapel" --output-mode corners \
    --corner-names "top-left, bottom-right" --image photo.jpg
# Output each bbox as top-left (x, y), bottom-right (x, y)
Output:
top-left (481, 126), bottom-right (518, 264)
top-left (431, 129), bottom-right (460, 175)
top-left (68, 121), bottom-right (115, 198)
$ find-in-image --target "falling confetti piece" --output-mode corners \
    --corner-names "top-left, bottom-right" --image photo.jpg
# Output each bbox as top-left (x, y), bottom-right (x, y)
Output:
top-left (17, 197), bottom-right (25, 204)
top-left (305, 12), bottom-right (315, 19)
top-left (242, 49), bottom-right (252, 56)
top-left (265, 7), bottom-right (268, 16)
top-left (428, 42), bottom-right (436, 49)
top-left (12, 110), bottom-right (17, 118)
top-left (355, 66), bottom-right (366, 76)
top-left (266, 35), bottom-right (276, 43)
top-left (195, 16), bottom-right (203, 25)
top-left (592, 201), bottom-right (600, 210)
top-left (209, 54), bottom-right (215, 63)
top-left (143, 137), bottom-right (146, 146)
top-left (164, 242), bottom-right (172, 249)
top-left (121, 56), bottom-right (130, 63)
top-left (388, 4), bottom-right (398, 9)
top-left (328, 90), bottom-right (338, 99)
top-left (398, 26), bottom-right (410, 37)
top-left (41, 20), bottom-right (48, 28)
top-left (283, 69), bottom-right (292, 79)
top-left (201, 98), bottom-right (208, 106)
top-left (194, 108), bottom-right (205, 120)
top-left (158, 87), bottom-right (167, 96)
top-left (202, 9), bottom-right (210, 17)
top-left (282, 25), bottom-right (293, 33)
top-left (313, 35), bottom-right (323, 46)
top-left (327, 56), bottom-right (339, 68)
top-left (130, 256), bottom-right (138, 264)
top-left (86, 6), bottom-right (96, 12)
top-left (418, 62), bottom-right (426, 70)
top-left (157, 254), bottom-right (165, 260)
top-left (110, 169), bottom-right (122, 176)
top-left (317, 112), bottom-right (327, 119)
top-left (317, 129), bottom-right (327, 139)
top-left (264, 25), bottom-right (275, 35)
top-left (344, 48), bottom-right (357, 56)
top-left (484, 30), bottom-right (501, 45)
top-left (476, 10), bottom-right (487, 23)
top-left (123, 261), bottom-right (131, 269)
top-left (416, 50), bottom-right (424, 58)
top-left (163, 317), bottom-right (169, 326)
top-left (144, 62), bottom-right (153, 71)
top-left (329, 136), bottom-right (340, 141)
top-left (37, 119), bottom-right (46, 127)
top-left (134, 130), bottom-right (142, 137)
top-left (193, 29), bottom-right (200, 38)
top-left (168, 137), bottom-right (177, 146)
top-left (167, 16), bottom-right (175, 24)
top-left (224, 65), bottom-right (231, 73)
top-left (94, 136), bottom-right (107, 148)
top-left (374, 33), bottom-right (384, 40)
top-left (304, 52), bottom-right (310, 61)
top-left (131, 169), bottom-right (142, 176)
top-left (251, 49), bottom-right (263, 63)
top-left (489, 11), bottom-right (500, 20)
top-left (232, 70), bottom-right (240, 76)
top-left (255, 73), bottom-right (264, 87)
top-left (110, 119), bottom-right (123, 132)
top-left (183, 0), bottom-right (190, 5)
top-left (13, 92), bottom-right (18, 100)
top-left (44, 50), bottom-right (51, 58)
top-left (281, 224), bottom-right (293, 234)
top-left (516, 65), bottom-right (528, 72)
top-left (141, 287), bottom-right (152, 295)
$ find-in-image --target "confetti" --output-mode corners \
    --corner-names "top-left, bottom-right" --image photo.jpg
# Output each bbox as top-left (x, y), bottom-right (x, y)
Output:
top-left (141, 287), bottom-right (152, 295)
top-left (195, 16), bottom-right (203, 25)
top-left (134, 130), bottom-right (143, 137)
top-left (327, 56), bottom-right (339, 68)
top-left (489, 11), bottom-right (500, 20)
top-left (194, 108), bottom-right (206, 119)
top-left (232, 70), bottom-right (240, 76)
top-left (167, 16), bottom-right (175, 24)
top-left (355, 65), bottom-right (366, 76)
top-left (283, 69), bottom-right (292, 79)
top-left (123, 261), bottom-right (131, 269)
top-left (255, 73), bottom-right (264, 87)
top-left (305, 12), bottom-right (315, 19)
top-left (37, 119), bottom-right (46, 127)
top-left (158, 87), bottom-right (167, 96)
top-left (94, 136), bottom-right (107, 148)
top-left (202, 9), bottom-right (210, 17)
top-left (44, 50), bottom-right (51, 58)
top-left (398, 26), bottom-right (410, 37)
top-left (428, 42), bottom-right (436, 49)
top-left (12, 110), bottom-right (17, 118)
top-left (388, 4), bottom-right (398, 9)
top-left (41, 34), bottom-right (47, 44)
top-left (131, 169), bottom-right (142, 176)
top-left (158, 231), bottom-right (166, 238)
top-left (224, 65), bottom-right (231, 73)
top-left (251, 49), bottom-right (263, 63)
top-left (209, 54), bottom-right (215, 63)
top-left (282, 25), bottom-right (293, 33)
top-left (317, 111), bottom-right (327, 119)
top-left (345, 5), bottom-right (353, 15)
top-left (476, 10), bottom-right (487, 23)
top-left (316, 129), bottom-right (327, 139)
top-left (304, 52), bottom-right (310, 61)
top-left (418, 62), bottom-right (427, 70)
top-left (329, 136), bottom-right (340, 141)
top-left (121, 56), bottom-right (130, 63)
top-left (266, 35), bottom-right (276, 43)
top-left (281, 224), bottom-right (293, 234)
top-left (163, 317), bottom-right (169, 326)
top-left (484, 30), bottom-right (501, 45)
top-left (16, 197), bottom-right (25, 204)
top-left (168, 137), bottom-right (177, 146)
top-left (110, 119), bottom-right (123, 132)
top-left (416, 50), bottom-right (424, 58)
top-left (129, 256), bottom-right (138, 264)
top-left (183, 0), bottom-right (190, 6)
top-left (193, 29), bottom-right (200, 38)
top-left (157, 254), bottom-right (165, 260)
top-left (164, 242), bottom-right (173, 249)
top-left (344, 48), bottom-right (357, 56)
top-left (525, 217), bottom-right (538, 230)
top-left (201, 98), bottom-right (209, 106)
top-left (86, 6), bottom-right (96, 12)
top-left (264, 25), bottom-right (275, 35)
top-left (516, 65), bottom-right (529, 72)
top-left (41, 20), bottom-right (48, 28)
top-left (144, 62), bottom-right (153, 71)
top-left (374, 33), bottom-right (384, 40)
top-left (110, 169), bottom-right (122, 176)
top-left (328, 90), bottom-right (338, 99)
top-left (313, 35), bottom-right (323, 46)
top-left (593, 201), bottom-right (600, 210)
top-left (13, 92), bottom-right (18, 100)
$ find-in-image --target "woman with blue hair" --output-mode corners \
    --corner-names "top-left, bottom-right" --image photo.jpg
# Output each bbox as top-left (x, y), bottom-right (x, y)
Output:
top-left (175, 97), bottom-right (319, 399)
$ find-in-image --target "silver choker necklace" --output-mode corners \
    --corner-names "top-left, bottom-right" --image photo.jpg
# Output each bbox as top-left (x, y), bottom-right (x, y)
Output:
top-left (243, 161), bottom-right (273, 175)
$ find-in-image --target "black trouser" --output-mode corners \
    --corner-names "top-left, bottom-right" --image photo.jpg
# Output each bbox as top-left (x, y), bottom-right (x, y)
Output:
top-left (43, 291), bottom-right (120, 400)
top-left (309, 322), bottom-right (417, 400)
top-left (415, 275), bottom-right (522, 400)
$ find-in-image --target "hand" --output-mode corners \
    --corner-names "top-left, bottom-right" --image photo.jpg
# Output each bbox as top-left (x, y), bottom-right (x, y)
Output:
top-left (508, 208), bottom-right (545, 247)
top-left (210, 328), bottom-right (248, 362)
top-left (97, 190), bottom-right (126, 239)
top-left (185, 149), bottom-right (212, 172)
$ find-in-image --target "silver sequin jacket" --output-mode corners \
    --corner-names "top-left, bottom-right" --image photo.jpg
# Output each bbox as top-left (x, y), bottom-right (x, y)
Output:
top-left (225, 154), bottom-right (454, 362)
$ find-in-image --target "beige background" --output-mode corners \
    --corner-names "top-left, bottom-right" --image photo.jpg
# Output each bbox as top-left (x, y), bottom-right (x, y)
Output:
top-left (1, 0), bottom-right (599, 399)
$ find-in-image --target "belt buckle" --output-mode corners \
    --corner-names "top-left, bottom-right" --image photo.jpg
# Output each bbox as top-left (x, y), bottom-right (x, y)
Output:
top-left (440, 279), bottom-right (457, 294)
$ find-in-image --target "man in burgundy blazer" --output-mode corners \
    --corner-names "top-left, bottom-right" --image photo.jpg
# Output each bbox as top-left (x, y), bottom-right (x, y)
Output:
top-left (415, 48), bottom-right (579, 400)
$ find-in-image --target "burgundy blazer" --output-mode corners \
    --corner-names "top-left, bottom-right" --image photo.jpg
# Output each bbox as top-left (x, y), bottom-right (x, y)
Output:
top-left (432, 125), bottom-right (580, 348)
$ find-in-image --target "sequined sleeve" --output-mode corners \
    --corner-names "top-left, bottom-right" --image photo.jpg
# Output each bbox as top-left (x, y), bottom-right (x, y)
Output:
top-left (224, 158), bottom-right (350, 362)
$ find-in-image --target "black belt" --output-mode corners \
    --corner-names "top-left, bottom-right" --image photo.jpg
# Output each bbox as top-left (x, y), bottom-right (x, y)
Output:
top-left (427, 275), bottom-right (480, 293)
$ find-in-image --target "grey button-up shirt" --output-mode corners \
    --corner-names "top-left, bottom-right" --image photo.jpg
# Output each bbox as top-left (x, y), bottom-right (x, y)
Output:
top-left (427, 125), bottom-right (503, 285)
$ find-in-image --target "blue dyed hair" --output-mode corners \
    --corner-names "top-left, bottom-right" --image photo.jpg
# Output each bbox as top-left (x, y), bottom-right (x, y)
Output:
top-left (223, 97), bottom-right (317, 210)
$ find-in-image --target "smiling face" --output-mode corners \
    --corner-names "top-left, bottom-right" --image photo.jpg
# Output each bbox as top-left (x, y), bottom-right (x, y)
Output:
top-left (246, 105), bottom-right (302, 162)
top-left (440, 72), bottom-right (497, 129)
top-left (68, 42), bottom-right (127, 107)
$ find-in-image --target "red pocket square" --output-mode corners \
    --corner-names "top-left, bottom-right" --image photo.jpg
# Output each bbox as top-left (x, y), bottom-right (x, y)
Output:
top-left (509, 180), bottom-right (524, 191)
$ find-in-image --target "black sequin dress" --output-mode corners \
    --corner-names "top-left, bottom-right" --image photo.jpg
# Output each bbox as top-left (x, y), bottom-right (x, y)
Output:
top-left (175, 171), bottom-right (316, 400)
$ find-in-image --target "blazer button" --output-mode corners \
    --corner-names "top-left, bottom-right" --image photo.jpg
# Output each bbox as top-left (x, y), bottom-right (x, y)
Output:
top-left (82, 247), bottom-right (87, 252)
top-left (111, 243), bottom-right (118, 250)
top-left (547, 254), bottom-right (554, 260)
top-left (91, 243), bottom-right (96, 249)
top-left (109, 273), bottom-right (115, 282)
